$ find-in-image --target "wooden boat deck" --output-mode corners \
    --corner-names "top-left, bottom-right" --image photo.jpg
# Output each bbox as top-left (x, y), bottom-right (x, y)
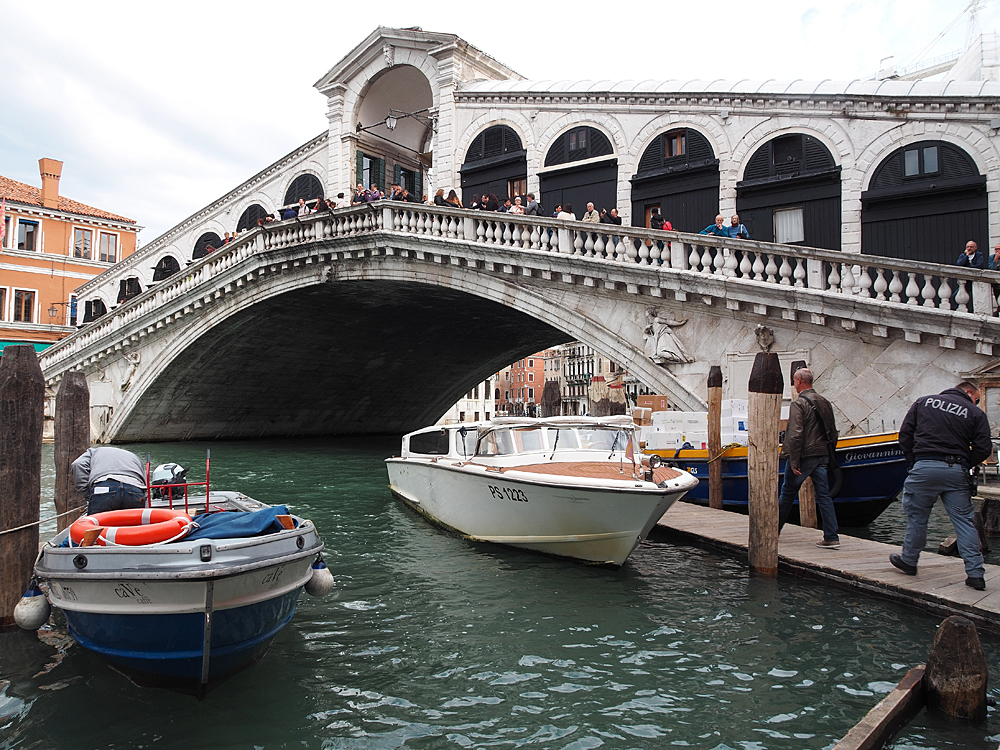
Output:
top-left (502, 462), bottom-right (683, 482)
top-left (655, 503), bottom-right (1000, 634)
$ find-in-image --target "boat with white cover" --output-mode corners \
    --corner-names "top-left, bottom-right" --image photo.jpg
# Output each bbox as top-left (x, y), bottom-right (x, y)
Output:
top-left (386, 416), bottom-right (699, 566)
top-left (31, 457), bottom-right (330, 696)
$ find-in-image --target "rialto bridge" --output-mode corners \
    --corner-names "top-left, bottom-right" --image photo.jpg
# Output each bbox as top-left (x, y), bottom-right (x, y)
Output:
top-left (39, 204), bottom-right (1000, 442)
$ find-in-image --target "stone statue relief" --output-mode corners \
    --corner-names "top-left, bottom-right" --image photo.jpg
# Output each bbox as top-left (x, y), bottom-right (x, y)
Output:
top-left (383, 44), bottom-right (395, 67)
top-left (643, 309), bottom-right (693, 365)
top-left (120, 351), bottom-right (141, 392)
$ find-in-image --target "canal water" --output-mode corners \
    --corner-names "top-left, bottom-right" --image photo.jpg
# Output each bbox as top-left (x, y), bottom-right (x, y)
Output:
top-left (2, 438), bottom-right (998, 750)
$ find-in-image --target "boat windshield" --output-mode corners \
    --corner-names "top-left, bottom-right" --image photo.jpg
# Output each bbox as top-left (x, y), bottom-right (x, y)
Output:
top-left (477, 425), bottom-right (633, 457)
top-left (456, 428), bottom-right (478, 457)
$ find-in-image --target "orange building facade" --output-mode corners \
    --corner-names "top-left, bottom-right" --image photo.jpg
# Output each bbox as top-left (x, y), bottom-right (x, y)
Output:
top-left (0, 158), bottom-right (138, 352)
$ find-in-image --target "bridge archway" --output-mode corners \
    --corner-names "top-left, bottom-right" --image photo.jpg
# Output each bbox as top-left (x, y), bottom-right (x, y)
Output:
top-left (237, 203), bottom-right (271, 232)
top-left (861, 140), bottom-right (988, 264)
top-left (152, 255), bottom-right (181, 282)
top-left (736, 132), bottom-right (842, 249)
top-left (540, 124), bottom-right (618, 216)
top-left (282, 174), bottom-right (324, 209)
top-left (460, 124), bottom-right (527, 205)
top-left (192, 232), bottom-right (222, 260)
top-left (630, 126), bottom-right (721, 233)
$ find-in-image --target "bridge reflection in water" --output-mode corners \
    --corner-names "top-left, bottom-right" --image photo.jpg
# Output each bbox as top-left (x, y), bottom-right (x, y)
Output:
top-left (40, 204), bottom-right (1000, 442)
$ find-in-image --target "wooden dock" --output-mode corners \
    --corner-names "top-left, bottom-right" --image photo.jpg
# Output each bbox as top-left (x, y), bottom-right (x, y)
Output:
top-left (655, 503), bottom-right (1000, 634)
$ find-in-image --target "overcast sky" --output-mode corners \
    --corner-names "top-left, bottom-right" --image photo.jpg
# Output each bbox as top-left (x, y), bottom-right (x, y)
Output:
top-left (0, 0), bottom-right (992, 242)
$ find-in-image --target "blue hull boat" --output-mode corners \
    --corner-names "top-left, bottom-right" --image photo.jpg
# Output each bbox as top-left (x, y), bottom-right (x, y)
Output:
top-left (35, 491), bottom-right (325, 696)
top-left (646, 432), bottom-right (907, 527)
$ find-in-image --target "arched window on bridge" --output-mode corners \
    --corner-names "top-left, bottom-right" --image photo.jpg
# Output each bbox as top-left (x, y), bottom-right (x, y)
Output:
top-left (152, 255), bottom-right (181, 282)
top-left (631, 128), bottom-right (720, 232)
top-left (117, 276), bottom-right (142, 304)
top-left (861, 141), bottom-right (986, 264)
top-left (81, 298), bottom-right (107, 324)
top-left (283, 174), bottom-right (324, 208)
top-left (541, 126), bottom-right (616, 219)
top-left (736, 134), bottom-right (841, 250)
top-left (192, 232), bottom-right (222, 260)
top-left (237, 204), bottom-right (270, 232)
top-left (461, 125), bottom-right (527, 205)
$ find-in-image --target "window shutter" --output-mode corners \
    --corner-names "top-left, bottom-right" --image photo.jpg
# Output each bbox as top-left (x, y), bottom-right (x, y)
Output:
top-left (394, 163), bottom-right (402, 186)
top-left (414, 169), bottom-right (422, 200)
top-left (356, 150), bottom-right (364, 186)
top-left (377, 158), bottom-right (386, 190)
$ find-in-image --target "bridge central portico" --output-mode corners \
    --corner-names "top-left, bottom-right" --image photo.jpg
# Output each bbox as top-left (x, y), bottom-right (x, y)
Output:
top-left (39, 204), bottom-right (1000, 442)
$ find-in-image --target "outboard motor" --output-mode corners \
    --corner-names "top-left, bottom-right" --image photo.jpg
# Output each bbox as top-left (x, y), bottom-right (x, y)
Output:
top-left (151, 463), bottom-right (187, 501)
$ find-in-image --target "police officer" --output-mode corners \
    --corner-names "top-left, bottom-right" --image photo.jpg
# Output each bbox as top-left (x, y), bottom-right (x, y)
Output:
top-left (891, 381), bottom-right (992, 590)
top-left (71, 446), bottom-right (147, 515)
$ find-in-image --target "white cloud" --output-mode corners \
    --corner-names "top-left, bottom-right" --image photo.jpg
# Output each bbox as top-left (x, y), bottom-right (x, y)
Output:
top-left (0, 0), bottom-right (993, 241)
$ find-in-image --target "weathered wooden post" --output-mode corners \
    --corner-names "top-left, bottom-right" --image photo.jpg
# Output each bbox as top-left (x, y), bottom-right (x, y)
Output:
top-left (748, 352), bottom-right (783, 577)
top-left (788, 359), bottom-right (817, 529)
top-left (0, 346), bottom-right (45, 631)
top-left (54, 371), bottom-right (91, 532)
top-left (924, 616), bottom-right (988, 721)
top-left (707, 366), bottom-right (723, 510)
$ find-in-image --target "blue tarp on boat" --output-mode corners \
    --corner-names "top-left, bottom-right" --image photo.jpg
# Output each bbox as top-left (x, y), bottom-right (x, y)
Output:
top-left (185, 506), bottom-right (295, 541)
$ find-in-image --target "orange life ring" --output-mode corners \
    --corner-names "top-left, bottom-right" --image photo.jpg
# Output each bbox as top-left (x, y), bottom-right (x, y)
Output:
top-left (70, 508), bottom-right (192, 546)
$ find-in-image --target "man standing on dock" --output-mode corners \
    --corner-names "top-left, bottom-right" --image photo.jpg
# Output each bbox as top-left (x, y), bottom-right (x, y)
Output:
top-left (71, 446), bottom-right (147, 514)
top-left (891, 382), bottom-right (991, 591)
top-left (779, 368), bottom-right (841, 549)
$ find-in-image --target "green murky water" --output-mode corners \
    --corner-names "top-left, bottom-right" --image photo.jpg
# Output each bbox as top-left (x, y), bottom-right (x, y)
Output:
top-left (1, 438), bottom-right (997, 749)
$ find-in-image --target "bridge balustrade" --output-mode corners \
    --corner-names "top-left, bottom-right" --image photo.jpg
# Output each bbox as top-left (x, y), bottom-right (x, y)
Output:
top-left (41, 202), bottom-right (1000, 374)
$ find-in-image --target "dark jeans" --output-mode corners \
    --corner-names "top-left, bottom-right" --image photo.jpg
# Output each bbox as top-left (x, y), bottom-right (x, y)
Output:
top-left (87, 480), bottom-right (146, 515)
top-left (777, 455), bottom-right (839, 541)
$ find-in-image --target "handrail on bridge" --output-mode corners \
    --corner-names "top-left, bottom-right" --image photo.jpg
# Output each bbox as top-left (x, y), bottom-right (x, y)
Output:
top-left (41, 202), bottom-right (1000, 373)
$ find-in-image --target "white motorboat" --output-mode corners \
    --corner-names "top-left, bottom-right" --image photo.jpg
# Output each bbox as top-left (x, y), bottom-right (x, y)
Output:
top-left (385, 416), bottom-right (698, 566)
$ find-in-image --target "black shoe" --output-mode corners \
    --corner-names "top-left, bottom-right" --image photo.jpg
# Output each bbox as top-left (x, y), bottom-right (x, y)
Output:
top-left (890, 554), bottom-right (917, 576)
top-left (966, 577), bottom-right (986, 591)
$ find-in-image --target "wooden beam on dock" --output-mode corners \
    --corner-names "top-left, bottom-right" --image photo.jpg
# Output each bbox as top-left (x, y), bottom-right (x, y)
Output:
top-left (707, 366), bottom-right (723, 511)
top-left (655, 503), bottom-right (1000, 635)
top-left (832, 666), bottom-right (925, 750)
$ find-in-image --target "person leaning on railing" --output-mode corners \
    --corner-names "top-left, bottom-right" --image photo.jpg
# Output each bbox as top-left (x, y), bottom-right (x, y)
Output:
top-left (957, 240), bottom-right (985, 270)
top-left (699, 214), bottom-right (729, 237)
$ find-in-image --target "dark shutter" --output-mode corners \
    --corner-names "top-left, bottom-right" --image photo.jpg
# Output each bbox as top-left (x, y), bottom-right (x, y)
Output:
top-left (282, 174), bottom-right (324, 206)
top-left (804, 136), bottom-right (834, 172)
top-left (237, 204), bottom-right (269, 231)
top-left (377, 158), bottom-right (386, 191)
top-left (744, 146), bottom-right (771, 181)
top-left (394, 163), bottom-right (402, 187)
top-left (637, 136), bottom-right (663, 174)
top-left (414, 169), bottom-right (422, 200)
top-left (357, 150), bottom-right (364, 186)
top-left (687, 130), bottom-right (714, 164)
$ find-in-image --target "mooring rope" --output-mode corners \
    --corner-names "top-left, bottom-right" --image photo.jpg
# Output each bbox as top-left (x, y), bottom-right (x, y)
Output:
top-left (706, 443), bottom-right (746, 465)
top-left (0, 505), bottom-right (88, 537)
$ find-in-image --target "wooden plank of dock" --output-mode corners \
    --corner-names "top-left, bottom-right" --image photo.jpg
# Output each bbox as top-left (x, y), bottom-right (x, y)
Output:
top-left (655, 503), bottom-right (1000, 634)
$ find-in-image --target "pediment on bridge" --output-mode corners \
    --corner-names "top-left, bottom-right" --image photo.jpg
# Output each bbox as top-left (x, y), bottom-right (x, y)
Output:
top-left (313, 27), bottom-right (521, 96)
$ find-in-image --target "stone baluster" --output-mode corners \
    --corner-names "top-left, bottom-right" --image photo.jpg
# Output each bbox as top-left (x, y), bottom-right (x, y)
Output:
top-left (638, 238), bottom-right (650, 265)
top-left (594, 233), bottom-right (606, 260)
top-left (688, 244), bottom-right (701, 271)
top-left (856, 265), bottom-right (872, 297)
top-left (626, 236), bottom-right (638, 264)
top-left (840, 263), bottom-right (856, 294)
top-left (529, 224), bottom-right (540, 250)
top-left (872, 268), bottom-right (888, 300)
top-left (920, 275), bottom-right (937, 307)
top-left (751, 252), bottom-right (765, 281)
top-left (648, 238), bottom-right (661, 266)
top-left (888, 270), bottom-right (904, 302)
top-left (477, 219), bottom-right (486, 243)
top-left (712, 247), bottom-right (726, 276)
top-left (738, 250), bottom-right (752, 278)
top-left (777, 255), bottom-right (793, 285)
top-left (700, 244), bottom-right (714, 274)
top-left (953, 280), bottom-right (970, 312)
top-left (723, 248), bottom-right (738, 277)
top-left (827, 261), bottom-right (841, 291)
top-left (938, 277), bottom-right (953, 310)
top-left (793, 257), bottom-right (807, 287)
top-left (905, 273), bottom-right (921, 305)
top-left (573, 230), bottom-right (584, 255)
top-left (500, 221), bottom-right (510, 246)
top-left (761, 254), bottom-right (776, 283)
top-left (408, 211), bottom-right (418, 233)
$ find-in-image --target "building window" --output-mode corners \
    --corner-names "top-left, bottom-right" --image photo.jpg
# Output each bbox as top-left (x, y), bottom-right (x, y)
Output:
top-left (69, 294), bottom-right (78, 326)
top-left (474, 412), bottom-right (480, 422)
top-left (568, 129), bottom-right (587, 152)
top-left (528, 388), bottom-right (534, 401)
top-left (528, 373), bottom-right (534, 382)
top-left (17, 220), bottom-right (38, 252)
top-left (0, 288), bottom-right (6, 320)
top-left (99, 232), bottom-right (117, 263)
top-left (13, 289), bottom-right (35, 322)
top-left (2, 216), bottom-right (10, 248)
top-left (774, 207), bottom-right (805, 244)
top-left (666, 130), bottom-right (686, 157)
top-left (485, 412), bottom-right (491, 421)
top-left (903, 145), bottom-right (940, 177)
top-left (508, 177), bottom-right (527, 200)
top-left (459, 411), bottom-right (466, 422)
top-left (528, 359), bottom-right (534, 367)
top-left (74, 228), bottom-right (92, 259)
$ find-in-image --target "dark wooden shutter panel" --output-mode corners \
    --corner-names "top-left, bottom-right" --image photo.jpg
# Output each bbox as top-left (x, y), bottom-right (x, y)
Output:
top-left (687, 130), bottom-right (714, 164)
top-left (394, 164), bottom-right (402, 186)
top-left (377, 158), bottom-right (386, 190)
top-left (637, 137), bottom-right (663, 173)
top-left (590, 128), bottom-right (613, 158)
top-left (357, 150), bottom-right (364, 186)
top-left (804, 136), bottom-right (834, 172)
top-left (414, 169), bottom-right (422, 200)
top-left (744, 146), bottom-right (771, 181)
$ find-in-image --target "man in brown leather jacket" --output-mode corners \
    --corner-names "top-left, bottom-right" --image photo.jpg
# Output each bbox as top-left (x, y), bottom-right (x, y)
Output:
top-left (778, 368), bottom-right (841, 548)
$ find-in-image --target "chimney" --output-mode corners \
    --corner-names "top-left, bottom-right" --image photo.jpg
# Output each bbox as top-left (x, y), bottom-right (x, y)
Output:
top-left (38, 158), bottom-right (63, 209)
